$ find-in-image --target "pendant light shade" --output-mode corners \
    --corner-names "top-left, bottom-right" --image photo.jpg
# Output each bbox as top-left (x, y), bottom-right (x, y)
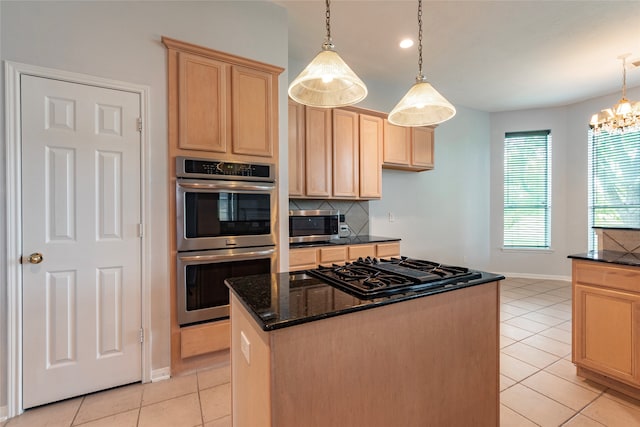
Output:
top-left (388, 76), bottom-right (456, 127)
top-left (288, 0), bottom-right (367, 108)
top-left (388, 0), bottom-right (455, 127)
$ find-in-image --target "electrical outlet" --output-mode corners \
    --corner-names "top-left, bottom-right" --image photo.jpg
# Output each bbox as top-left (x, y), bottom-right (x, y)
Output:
top-left (240, 331), bottom-right (251, 364)
top-left (388, 212), bottom-right (396, 222)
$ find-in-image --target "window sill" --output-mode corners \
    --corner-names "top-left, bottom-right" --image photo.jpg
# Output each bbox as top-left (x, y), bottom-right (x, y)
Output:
top-left (501, 247), bottom-right (555, 254)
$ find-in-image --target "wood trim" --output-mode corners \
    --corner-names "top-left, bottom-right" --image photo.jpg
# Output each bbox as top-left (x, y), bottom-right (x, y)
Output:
top-left (577, 366), bottom-right (640, 401)
top-left (161, 36), bottom-right (284, 75)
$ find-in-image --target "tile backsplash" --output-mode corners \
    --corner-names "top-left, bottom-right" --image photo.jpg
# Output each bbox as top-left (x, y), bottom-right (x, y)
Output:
top-left (288, 199), bottom-right (370, 236)
top-left (595, 228), bottom-right (640, 253)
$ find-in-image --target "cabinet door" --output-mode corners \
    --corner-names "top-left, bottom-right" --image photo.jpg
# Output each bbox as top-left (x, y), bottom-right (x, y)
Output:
top-left (231, 65), bottom-right (274, 157)
top-left (178, 52), bottom-right (230, 152)
top-left (348, 244), bottom-right (376, 261)
top-left (288, 100), bottom-right (305, 197)
top-left (574, 284), bottom-right (640, 386)
top-left (332, 109), bottom-right (359, 198)
top-left (359, 114), bottom-right (383, 199)
top-left (383, 119), bottom-right (411, 166)
top-left (411, 127), bottom-right (434, 169)
top-left (289, 248), bottom-right (318, 271)
top-left (319, 246), bottom-right (347, 266)
top-left (305, 107), bottom-right (332, 197)
top-left (376, 242), bottom-right (400, 258)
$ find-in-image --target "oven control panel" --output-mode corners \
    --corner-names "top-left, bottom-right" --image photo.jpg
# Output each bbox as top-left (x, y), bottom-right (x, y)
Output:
top-left (176, 156), bottom-right (274, 181)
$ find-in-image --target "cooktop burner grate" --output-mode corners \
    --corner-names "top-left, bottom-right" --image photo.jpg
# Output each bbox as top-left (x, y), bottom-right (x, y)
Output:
top-left (306, 257), bottom-right (482, 299)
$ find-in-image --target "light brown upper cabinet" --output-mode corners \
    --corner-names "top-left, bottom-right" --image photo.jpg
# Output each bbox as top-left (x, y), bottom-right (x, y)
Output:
top-left (164, 36), bottom-right (282, 160)
top-left (288, 100), bottom-right (305, 197)
top-left (332, 109), bottom-right (359, 198)
top-left (383, 120), bottom-right (434, 171)
top-left (359, 114), bottom-right (383, 198)
top-left (288, 101), bottom-right (382, 200)
top-left (304, 106), bottom-right (333, 197)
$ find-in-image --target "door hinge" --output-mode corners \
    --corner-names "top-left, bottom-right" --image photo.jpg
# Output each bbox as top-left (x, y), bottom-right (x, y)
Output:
top-left (136, 117), bottom-right (142, 132)
top-left (137, 223), bottom-right (144, 238)
top-left (139, 328), bottom-right (144, 343)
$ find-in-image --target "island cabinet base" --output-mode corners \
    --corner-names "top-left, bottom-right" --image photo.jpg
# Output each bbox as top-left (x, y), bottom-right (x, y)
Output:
top-left (231, 280), bottom-right (500, 427)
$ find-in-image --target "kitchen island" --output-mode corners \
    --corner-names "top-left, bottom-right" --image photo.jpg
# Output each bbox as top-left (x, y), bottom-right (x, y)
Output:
top-left (226, 268), bottom-right (503, 427)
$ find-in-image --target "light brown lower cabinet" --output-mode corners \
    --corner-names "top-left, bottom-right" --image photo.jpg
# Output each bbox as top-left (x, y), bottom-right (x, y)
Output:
top-left (289, 241), bottom-right (401, 271)
top-left (572, 259), bottom-right (640, 398)
top-left (230, 280), bottom-right (500, 427)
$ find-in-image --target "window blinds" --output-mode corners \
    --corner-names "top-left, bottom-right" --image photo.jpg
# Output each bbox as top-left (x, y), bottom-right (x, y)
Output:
top-left (504, 130), bottom-right (552, 248)
top-left (589, 130), bottom-right (640, 235)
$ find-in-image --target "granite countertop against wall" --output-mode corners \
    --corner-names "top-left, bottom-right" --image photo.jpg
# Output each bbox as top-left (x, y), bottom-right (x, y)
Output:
top-left (289, 235), bottom-right (400, 249)
top-left (569, 227), bottom-right (640, 267)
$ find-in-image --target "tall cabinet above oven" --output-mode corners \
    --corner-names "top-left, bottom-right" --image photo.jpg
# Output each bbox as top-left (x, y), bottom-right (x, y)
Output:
top-left (163, 36), bottom-right (284, 375)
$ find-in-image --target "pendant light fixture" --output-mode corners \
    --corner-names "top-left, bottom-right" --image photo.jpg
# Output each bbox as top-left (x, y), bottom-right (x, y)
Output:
top-left (388, 0), bottom-right (456, 127)
top-left (590, 54), bottom-right (640, 135)
top-left (288, 0), bottom-right (367, 108)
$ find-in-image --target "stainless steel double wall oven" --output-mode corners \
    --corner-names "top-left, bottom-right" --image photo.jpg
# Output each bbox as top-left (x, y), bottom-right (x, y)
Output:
top-left (176, 156), bottom-right (276, 325)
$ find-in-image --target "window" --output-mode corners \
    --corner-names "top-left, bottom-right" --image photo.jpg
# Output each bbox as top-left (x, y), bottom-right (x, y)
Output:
top-left (503, 130), bottom-right (552, 248)
top-left (588, 130), bottom-right (640, 249)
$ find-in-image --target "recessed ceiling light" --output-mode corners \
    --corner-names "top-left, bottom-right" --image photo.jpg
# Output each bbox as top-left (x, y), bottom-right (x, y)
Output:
top-left (399, 39), bottom-right (414, 49)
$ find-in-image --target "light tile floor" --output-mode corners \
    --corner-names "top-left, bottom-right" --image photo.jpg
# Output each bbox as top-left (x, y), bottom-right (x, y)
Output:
top-left (1, 362), bottom-right (231, 427)
top-left (500, 277), bottom-right (640, 426)
top-left (4, 277), bottom-right (640, 426)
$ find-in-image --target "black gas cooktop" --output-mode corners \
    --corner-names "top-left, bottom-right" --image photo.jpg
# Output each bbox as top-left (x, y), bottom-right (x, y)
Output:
top-left (306, 257), bottom-right (482, 299)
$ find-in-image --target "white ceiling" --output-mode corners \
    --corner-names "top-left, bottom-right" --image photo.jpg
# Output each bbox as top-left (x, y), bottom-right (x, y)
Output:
top-left (274, 0), bottom-right (640, 112)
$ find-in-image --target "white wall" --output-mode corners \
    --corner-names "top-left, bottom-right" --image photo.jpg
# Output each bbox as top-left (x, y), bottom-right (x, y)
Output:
top-left (287, 63), bottom-right (494, 267)
top-left (370, 106), bottom-right (492, 269)
top-left (0, 0), bottom-right (288, 412)
top-left (489, 86), bottom-right (640, 279)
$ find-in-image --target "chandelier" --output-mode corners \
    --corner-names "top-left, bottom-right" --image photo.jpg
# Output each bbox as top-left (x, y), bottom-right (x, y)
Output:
top-left (590, 54), bottom-right (640, 134)
top-left (388, 0), bottom-right (455, 127)
top-left (288, 0), bottom-right (367, 108)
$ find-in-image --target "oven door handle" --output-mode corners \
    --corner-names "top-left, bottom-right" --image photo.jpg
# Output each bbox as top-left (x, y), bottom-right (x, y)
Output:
top-left (178, 247), bottom-right (276, 263)
top-left (177, 180), bottom-right (275, 192)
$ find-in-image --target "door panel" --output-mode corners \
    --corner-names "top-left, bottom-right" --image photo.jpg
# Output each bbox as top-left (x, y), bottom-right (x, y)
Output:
top-left (21, 75), bottom-right (142, 408)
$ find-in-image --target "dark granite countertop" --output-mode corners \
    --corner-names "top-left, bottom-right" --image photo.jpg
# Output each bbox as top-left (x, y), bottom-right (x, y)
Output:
top-left (568, 251), bottom-right (640, 267)
top-left (289, 235), bottom-right (400, 249)
top-left (592, 226), bottom-right (640, 231)
top-left (226, 270), bottom-right (504, 332)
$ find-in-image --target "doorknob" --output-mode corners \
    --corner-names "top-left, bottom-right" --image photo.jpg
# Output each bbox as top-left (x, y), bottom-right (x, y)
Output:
top-left (26, 253), bottom-right (44, 264)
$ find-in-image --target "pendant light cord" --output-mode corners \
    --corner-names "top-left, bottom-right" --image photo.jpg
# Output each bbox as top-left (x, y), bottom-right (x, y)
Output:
top-left (325, 0), bottom-right (332, 42)
top-left (417, 0), bottom-right (423, 79)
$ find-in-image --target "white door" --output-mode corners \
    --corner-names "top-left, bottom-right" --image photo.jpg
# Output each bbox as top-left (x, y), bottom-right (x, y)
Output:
top-left (21, 75), bottom-right (142, 408)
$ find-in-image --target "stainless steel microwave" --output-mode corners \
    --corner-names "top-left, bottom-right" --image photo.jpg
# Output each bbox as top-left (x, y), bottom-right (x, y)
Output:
top-left (289, 210), bottom-right (340, 243)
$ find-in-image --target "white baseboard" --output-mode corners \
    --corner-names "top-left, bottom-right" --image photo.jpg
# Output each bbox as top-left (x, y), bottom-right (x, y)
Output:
top-left (1, 405), bottom-right (7, 422)
top-left (151, 367), bottom-right (171, 382)
top-left (499, 272), bottom-right (571, 282)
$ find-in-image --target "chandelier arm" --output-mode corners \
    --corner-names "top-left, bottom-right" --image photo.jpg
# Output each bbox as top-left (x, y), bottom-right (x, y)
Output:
top-left (621, 56), bottom-right (627, 99)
